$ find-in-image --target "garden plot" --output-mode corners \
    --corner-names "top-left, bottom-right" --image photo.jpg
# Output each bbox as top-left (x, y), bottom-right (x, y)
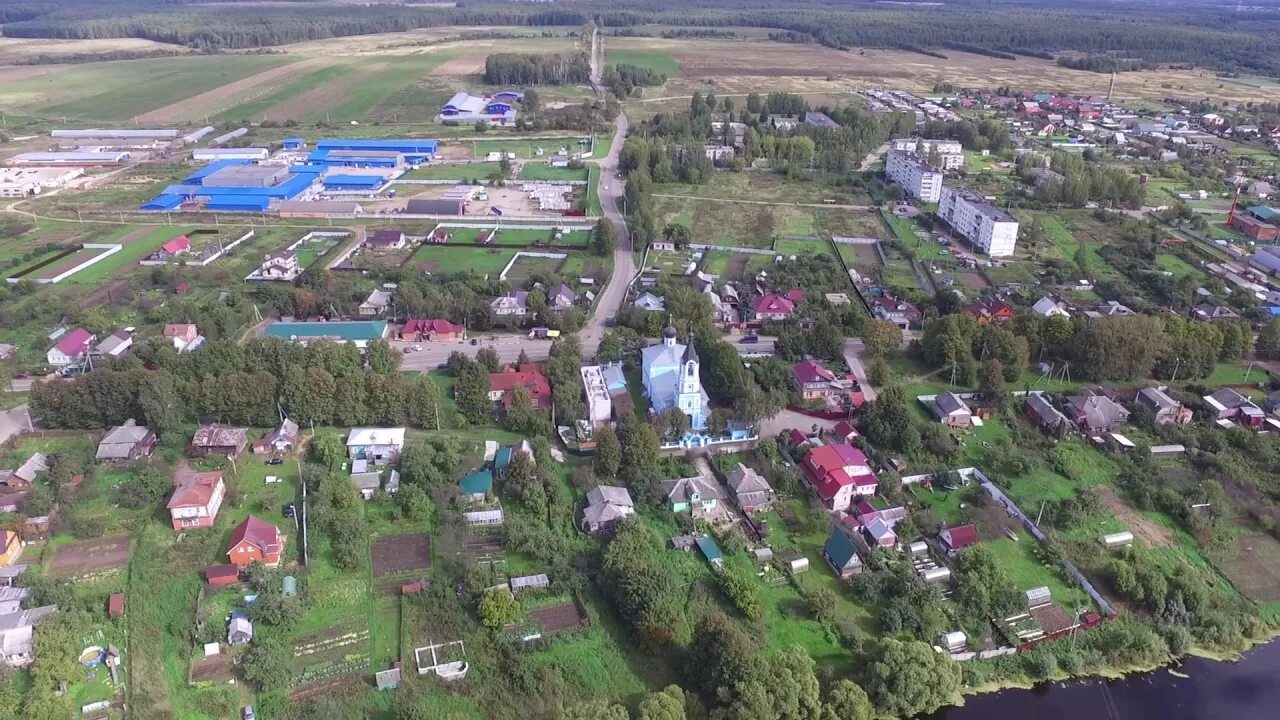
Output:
top-left (371, 532), bottom-right (432, 579)
top-left (529, 600), bottom-right (589, 635)
top-left (190, 653), bottom-right (235, 683)
top-left (1212, 534), bottom-right (1280, 604)
top-left (501, 253), bottom-right (566, 284)
top-left (6, 243), bottom-right (122, 284)
top-left (410, 245), bottom-right (515, 276)
top-left (50, 535), bottom-right (131, 578)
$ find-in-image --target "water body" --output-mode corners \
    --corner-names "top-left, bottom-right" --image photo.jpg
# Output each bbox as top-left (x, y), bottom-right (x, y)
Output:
top-left (931, 641), bottom-right (1280, 720)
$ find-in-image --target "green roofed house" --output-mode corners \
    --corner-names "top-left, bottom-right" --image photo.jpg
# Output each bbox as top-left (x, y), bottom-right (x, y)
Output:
top-left (823, 529), bottom-right (864, 579)
top-left (263, 320), bottom-right (388, 348)
top-left (460, 469), bottom-right (493, 501)
top-left (695, 536), bottom-right (724, 569)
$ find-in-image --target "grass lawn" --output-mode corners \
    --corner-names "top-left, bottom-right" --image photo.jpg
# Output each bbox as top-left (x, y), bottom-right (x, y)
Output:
top-left (1197, 362), bottom-right (1268, 387)
top-left (606, 49), bottom-right (683, 77)
top-left (463, 137), bottom-right (593, 159)
top-left (518, 164), bottom-right (589, 182)
top-left (61, 225), bottom-right (184, 285)
top-left (984, 530), bottom-right (1089, 607)
top-left (1154, 252), bottom-right (1203, 279)
top-left (410, 245), bottom-right (516, 276)
top-left (402, 162), bottom-right (500, 181)
top-left (774, 237), bottom-right (831, 257)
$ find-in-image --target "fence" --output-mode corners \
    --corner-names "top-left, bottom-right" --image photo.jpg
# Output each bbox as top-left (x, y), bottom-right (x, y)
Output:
top-left (498, 251), bottom-right (568, 281)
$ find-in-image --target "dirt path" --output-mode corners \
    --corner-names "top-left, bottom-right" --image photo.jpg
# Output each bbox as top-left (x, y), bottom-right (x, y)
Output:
top-left (260, 64), bottom-right (377, 121)
top-left (136, 58), bottom-right (312, 123)
top-left (1097, 485), bottom-right (1174, 548)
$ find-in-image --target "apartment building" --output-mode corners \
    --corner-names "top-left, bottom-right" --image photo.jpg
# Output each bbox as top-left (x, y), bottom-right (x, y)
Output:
top-left (938, 185), bottom-right (1019, 257)
top-left (886, 149), bottom-right (944, 203)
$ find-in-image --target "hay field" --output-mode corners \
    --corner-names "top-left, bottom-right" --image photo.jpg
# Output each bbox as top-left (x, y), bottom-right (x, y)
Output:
top-left (0, 37), bottom-right (186, 64)
top-left (607, 37), bottom-right (1280, 105)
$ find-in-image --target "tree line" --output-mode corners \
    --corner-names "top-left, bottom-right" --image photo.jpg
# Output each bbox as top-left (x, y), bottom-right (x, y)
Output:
top-left (29, 337), bottom-right (441, 432)
top-left (482, 53), bottom-right (590, 86)
top-left (602, 63), bottom-right (666, 98)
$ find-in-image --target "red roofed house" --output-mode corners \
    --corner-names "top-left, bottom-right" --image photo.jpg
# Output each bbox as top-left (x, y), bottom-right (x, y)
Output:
top-left (400, 318), bottom-right (465, 342)
top-left (753, 292), bottom-right (799, 321)
top-left (940, 524), bottom-right (979, 554)
top-left (166, 467), bottom-right (225, 531)
top-left (802, 443), bottom-right (877, 512)
top-left (158, 235), bottom-right (190, 260)
top-left (965, 297), bottom-right (1016, 325)
top-left (792, 360), bottom-right (839, 400)
top-left (787, 428), bottom-right (810, 449)
top-left (227, 516), bottom-right (284, 568)
top-left (46, 328), bottom-right (95, 367)
top-left (489, 365), bottom-right (551, 409)
top-left (831, 420), bottom-right (859, 443)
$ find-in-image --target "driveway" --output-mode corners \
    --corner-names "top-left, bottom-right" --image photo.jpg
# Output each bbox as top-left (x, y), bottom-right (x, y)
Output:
top-left (0, 405), bottom-right (33, 445)
top-left (842, 339), bottom-right (879, 402)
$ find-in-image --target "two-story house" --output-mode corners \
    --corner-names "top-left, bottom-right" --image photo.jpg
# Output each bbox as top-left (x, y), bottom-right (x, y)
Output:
top-left (166, 468), bottom-right (225, 531)
top-left (660, 475), bottom-right (723, 518)
top-left (802, 442), bottom-right (878, 512)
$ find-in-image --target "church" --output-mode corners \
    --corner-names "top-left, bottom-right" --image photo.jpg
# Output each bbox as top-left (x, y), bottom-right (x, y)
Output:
top-left (640, 324), bottom-right (711, 432)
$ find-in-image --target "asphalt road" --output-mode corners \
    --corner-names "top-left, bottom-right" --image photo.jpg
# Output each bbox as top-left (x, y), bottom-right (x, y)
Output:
top-left (0, 406), bottom-right (32, 446)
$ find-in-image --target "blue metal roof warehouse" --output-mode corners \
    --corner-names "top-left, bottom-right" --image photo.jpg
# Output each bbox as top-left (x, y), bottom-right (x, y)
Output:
top-left (323, 174), bottom-right (385, 190)
top-left (141, 163), bottom-right (324, 211)
top-left (316, 138), bottom-right (437, 154)
top-left (307, 149), bottom-right (403, 168)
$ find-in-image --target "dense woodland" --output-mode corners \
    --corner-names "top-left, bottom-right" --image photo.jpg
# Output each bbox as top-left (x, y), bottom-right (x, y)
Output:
top-left (482, 52), bottom-right (591, 86)
top-left (3, 0), bottom-right (1280, 74)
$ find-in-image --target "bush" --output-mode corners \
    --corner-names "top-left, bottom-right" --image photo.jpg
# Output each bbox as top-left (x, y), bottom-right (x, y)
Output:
top-left (69, 514), bottom-right (106, 539)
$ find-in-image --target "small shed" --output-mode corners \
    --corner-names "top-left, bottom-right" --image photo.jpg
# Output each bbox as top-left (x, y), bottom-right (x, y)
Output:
top-left (202, 642), bottom-right (221, 657)
top-left (107, 592), bottom-right (125, 619)
top-left (282, 576), bottom-right (297, 598)
top-left (671, 534), bottom-right (697, 551)
top-left (695, 536), bottom-right (724, 569)
top-left (1025, 586), bottom-right (1052, 608)
top-left (508, 574), bottom-right (550, 592)
top-left (375, 664), bottom-right (402, 690)
top-left (753, 547), bottom-right (774, 564)
top-left (228, 610), bottom-right (253, 646)
top-left (205, 564), bottom-right (239, 586)
top-left (941, 631), bottom-right (967, 652)
top-left (787, 556), bottom-right (810, 574)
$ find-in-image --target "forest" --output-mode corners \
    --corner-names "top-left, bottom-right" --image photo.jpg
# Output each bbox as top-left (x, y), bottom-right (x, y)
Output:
top-left (482, 52), bottom-right (591, 86)
top-left (3, 0), bottom-right (1280, 74)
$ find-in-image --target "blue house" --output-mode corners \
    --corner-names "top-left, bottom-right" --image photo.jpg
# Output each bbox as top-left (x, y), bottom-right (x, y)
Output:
top-left (822, 530), bottom-right (863, 579)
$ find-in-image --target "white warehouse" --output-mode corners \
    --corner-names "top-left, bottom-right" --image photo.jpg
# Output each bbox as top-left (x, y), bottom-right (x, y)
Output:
top-left (886, 149), bottom-right (943, 203)
top-left (193, 148), bottom-right (270, 161)
top-left (938, 185), bottom-right (1019, 257)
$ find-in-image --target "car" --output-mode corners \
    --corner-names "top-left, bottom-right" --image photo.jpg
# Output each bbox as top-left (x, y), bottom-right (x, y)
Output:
top-left (283, 503), bottom-right (296, 519)
top-left (13, 373), bottom-right (28, 380)
top-left (412, 344), bottom-right (423, 351)
top-left (403, 347), bottom-right (413, 354)
top-left (243, 706), bottom-right (255, 720)
top-left (469, 338), bottom-right (478, 345)
top-left (265, 458), bottom-right (283, 466)
top-left (740, 334), bottom-right (759, 344)
top-left (436, 362), bottom-right (449, 370)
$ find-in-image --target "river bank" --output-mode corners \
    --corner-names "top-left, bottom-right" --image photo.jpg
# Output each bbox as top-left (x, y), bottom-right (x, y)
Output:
top-left (927, 639), bottom-right (1280, 719)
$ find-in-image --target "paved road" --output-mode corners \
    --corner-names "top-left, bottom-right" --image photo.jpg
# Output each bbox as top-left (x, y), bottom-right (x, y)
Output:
top-left (652, 193), bottom-right (874, 211)
top-left (842, 339), bottom-right (879, 402)
top-left (0, 405), bottom-right (33, 446)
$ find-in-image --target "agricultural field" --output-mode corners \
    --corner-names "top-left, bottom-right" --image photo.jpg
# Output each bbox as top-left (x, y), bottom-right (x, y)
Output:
top-left (605, 48), bottom-right (683, 77)
top-left (410, 244), bottom-right (516, 276)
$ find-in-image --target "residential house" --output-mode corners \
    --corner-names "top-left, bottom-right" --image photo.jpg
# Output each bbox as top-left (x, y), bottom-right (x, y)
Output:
top-left (489, 365), bottom-right (552, 409)
top-left (725, 463), bottom-right (774, 513)
top-left (359, 289), bottom-right (393, 316)
top-left (1066, 394), bottom-right (1131, 433)
top-left (831, 420), bottom-right (859, 444)
top-left (1192, 304), bottom-right (1241, 322)
top-left (346, 427), bottom-right (406, 464)
top-left (257, 250), bottom-right (300, 281)
top-left (1031, 297), bottom-right (1070, 318)
top-left (490, 292), bottom-right (530, 317)
top-left (459, 469), bottom-right (494, 502)
top-left (253, 418), bottom-right (299, 455)
top-left (227, 516), bottom-right (284, 568)
top-left (189, 424), bottom-right (248, 458)
top-left (823, 530), bottom-right (864, 579)
top-left (660, 475), bottom-right (723, 518)
top-left (870, 294), bottom-right (922, 330)
top-left (163, 323), bottom-right (204, 353)
top-left (46, 327), bottom-right (94, 367)
top-left (1135, 388), bottom-right (1192, 425)
top-left (95, 419), bottom-right (156, 463)
top-left (547, 284), bottom-right (577, 310)
top-left (400, 318), bottom-right (464, 342)
top-left (940, 524), bottom-right (979, 554)
top-left (155, 235), bottom-right (190, 260)
top-left (581, 485), bottom-right (635, 535)
top-left (1204, 388), bottom-right (1266, 427)
top-left (860, 517), bottom-right (897, 549)
top-left (752, 289), bottom-right (803, 321)
top-left (227, 610), bottom-right (253, 646)
top-left (1025, 393), bottom-right (1071, 434)
top-left (792, 360), bottom-right (840, 400)
top-left (367, 229), bottom-right (406, 250)
top-left (965, 297), bottom-right (1016, 325)
top-left (932, 392), bottom-right (974, 428)
top-left (351, 461), bottom-right (391, 500)
top-left (0, 605), bottom-right (56, 666)
top-left (93, 330), bottom-right (133, 359)
top-left (0, 453), bottom-right (48, 490)
top-left (167, 467), bottom-right (225, 531)
top-left (1083, 300), bottom-right (1135, 319)
top-left (802, 443), bottom-right (878, 512)
top-left (634, 292), bottom-right (666, 312)
top-left (0, 531), bottom-right (20, 567)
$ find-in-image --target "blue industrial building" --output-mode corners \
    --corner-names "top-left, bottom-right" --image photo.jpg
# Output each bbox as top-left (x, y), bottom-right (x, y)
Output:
top-left (282, 137), bottom-right (306, 150)
top-left (322, 174), bottom-right (385, 191)
top-left (314, 138), bottom-right (437, 163)
top-left (307, 148), bottom-right (404, 168)
top-left (141, 163), bottom-right (323, 212)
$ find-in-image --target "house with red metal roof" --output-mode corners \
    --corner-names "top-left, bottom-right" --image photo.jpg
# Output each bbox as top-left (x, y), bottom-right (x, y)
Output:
top-left (400, 318), bottom-right (465, 342)
top-left (965, 297), bottom-right (1016, 325)
top-left (488, 365), bottom-right (551, 409)
top-left (46, 328), bottom-right (95, 367)
top-left (227, 516), bottom-right (284, 568)
top-left (752, 289), bottom-right (804, 321)
top-left (940, 524), bottom-right (979, 554)
top-left (792, 360), bottom-right (838, 400)
top-left (831, 421), bottom-right (859, 443)
top-left (166, 467), bottom-right (225, 531)
top-left (801, 442), bottom-right (877, 511)
top-left (159, 235), bottom-right (190, 258)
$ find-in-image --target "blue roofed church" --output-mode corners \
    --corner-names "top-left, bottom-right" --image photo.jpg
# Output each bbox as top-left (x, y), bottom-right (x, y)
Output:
top-left (641, 323), bottom-right (711, 435)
